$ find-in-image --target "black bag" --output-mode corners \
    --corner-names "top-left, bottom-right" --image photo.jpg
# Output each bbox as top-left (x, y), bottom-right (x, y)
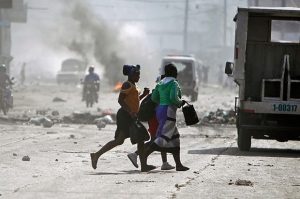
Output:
top-left (182, 102), bottom-right (199, 126)
top-left (138, 94), bottom-right (157, 122)
top-left (129, 120), bottom-right (150, 144)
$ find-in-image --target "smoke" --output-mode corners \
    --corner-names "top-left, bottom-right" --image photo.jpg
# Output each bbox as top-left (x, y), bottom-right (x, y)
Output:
top-left (51, 1), bottom-right (124, 84)
top-left (11, 0), bottom-right (160, 86)
top-left (54, 0), bottom-right (159, 86)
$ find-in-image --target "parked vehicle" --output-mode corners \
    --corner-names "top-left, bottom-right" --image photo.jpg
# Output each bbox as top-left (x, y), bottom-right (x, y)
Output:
top-left (161, 55), bottom-right (202, 101)
top-left (56, 59), bottom-right (86, 85)
top-left (225, 7), bottom-right (300, 151)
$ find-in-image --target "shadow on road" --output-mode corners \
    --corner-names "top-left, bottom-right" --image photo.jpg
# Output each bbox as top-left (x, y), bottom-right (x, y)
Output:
top-left (87, 169), bottom-right (177, 175)
top-left (188, 147), bottom-right (300, 158)
top-left (87, 170), bottom-right (140, 175)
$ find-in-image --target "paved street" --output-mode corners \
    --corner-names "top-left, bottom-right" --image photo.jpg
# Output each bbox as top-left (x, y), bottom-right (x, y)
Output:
top-left (1, 123), bottom-right (299, 199)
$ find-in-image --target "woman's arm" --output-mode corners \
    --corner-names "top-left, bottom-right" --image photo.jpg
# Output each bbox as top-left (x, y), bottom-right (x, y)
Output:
top-left (139, 88), bottom-right (149, 100)
top-left (151, 86), bottom-right (160, 104)
top-left (170, 81), bottom-right (183, 107)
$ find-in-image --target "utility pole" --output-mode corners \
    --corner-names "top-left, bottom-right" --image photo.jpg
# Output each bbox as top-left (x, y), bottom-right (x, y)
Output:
top-left (0, 0), bottom-right (13, 73)
top-left (183, 0), bottom-right (189, 53)
top-left (0, 0), bottom-right (26, 74)
top-left (223, 0), bottom-right (227, 46)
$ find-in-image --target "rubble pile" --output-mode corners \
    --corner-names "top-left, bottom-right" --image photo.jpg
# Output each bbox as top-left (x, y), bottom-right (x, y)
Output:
top-left (52, 97), bottom-right (66, 102)
top-left (29, 109), bottom-right (61, 127)
top-left (29, 117), bottom-right (54, 128)
top-left (201, 109), bottom-right (236, 125)
top-left (62, 111), bottom-right (116, 125)
top-left (0, 107), bottom-right (117, 129)
top-left (94, 115), bottom-right (114, 129)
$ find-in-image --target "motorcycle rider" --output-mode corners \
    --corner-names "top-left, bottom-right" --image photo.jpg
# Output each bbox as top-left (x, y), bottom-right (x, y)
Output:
top-left (82, 66), bottom-right (100, 102)
top-left (0, 64), bottom-right (13, 110)
top-left (0, 64), bottom-right (12, 89)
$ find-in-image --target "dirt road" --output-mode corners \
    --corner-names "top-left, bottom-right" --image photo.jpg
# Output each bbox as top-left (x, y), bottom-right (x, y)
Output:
top-left (0, 84), bottom-right (299, 198)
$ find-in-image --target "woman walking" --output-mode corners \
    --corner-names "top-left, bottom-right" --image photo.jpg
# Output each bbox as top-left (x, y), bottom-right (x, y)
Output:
top-left (142, 63), bottom-right (189, 171)
top-left (90, 64), bottom-right (156, 172)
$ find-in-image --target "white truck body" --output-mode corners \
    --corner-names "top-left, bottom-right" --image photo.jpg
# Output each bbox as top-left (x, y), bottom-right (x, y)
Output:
top-left (227, 7), bottom-right (300, 150)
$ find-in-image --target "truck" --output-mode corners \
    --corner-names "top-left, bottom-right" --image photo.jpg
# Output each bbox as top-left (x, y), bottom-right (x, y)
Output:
top-left (56, 58), bottom-right (86, 85)
top-left (225, 7), bottom-right (300, 151)
top-left (161, 55), bottom-right (202, 101)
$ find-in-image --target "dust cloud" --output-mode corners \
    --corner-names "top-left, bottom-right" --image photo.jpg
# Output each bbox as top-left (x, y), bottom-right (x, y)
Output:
top-left (12, 0), bottom-right (160, 87)
top-left (59, 0), bottom-right (160, 86)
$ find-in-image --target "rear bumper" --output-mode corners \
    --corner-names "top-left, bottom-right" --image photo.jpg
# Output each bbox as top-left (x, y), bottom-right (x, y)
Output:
top-left (240, 124), bottom-right (300, 133)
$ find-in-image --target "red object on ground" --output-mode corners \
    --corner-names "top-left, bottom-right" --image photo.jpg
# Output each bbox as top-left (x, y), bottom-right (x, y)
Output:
top-left (148, 116), bottom-right (158, 138)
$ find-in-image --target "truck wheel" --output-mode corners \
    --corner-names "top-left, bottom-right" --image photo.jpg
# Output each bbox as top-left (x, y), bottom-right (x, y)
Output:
top-left (191, 92), bottom-right (198, 102)
top-left (237, 128), bottom-right (251, 151)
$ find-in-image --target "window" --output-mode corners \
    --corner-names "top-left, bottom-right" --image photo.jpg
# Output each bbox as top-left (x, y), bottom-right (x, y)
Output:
top-left (271, 20), bottom-right (300, 43)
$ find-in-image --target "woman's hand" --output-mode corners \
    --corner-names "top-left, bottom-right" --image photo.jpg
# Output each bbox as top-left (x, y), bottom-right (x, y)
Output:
top-left (181, 100), bottom-right (187, 107)
top-left (142, 87), bottom-right (150, 96)
top-left (140, 87), bottom-right (150, 100)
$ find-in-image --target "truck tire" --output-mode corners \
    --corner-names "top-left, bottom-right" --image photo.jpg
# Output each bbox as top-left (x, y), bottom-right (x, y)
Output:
top-left (237, 128), bottom-right (251, 151)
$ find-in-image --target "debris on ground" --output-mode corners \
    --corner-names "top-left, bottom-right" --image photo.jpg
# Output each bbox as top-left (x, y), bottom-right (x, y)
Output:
top-left (13, 153), bottom-right (17, 156)
top-left (29, 117), bottom-right (44, 126)
top-left (62, 111), bottom-right (116, 125)
top-left (52, 110), bottom-right (60, 116)
top-left (22, 156), bottom-right (30, 161)
top-left (52, 97), bottom-right (66, 102)
top-left (46, 131), bottom-right (57, 134)
top-left (69, 134), bottom-right (75, 139)
top-left (29, 117), bottom-right (53, 128)
top-left (42, 117), bottom-right (53, 128)
top-left (36, 109), bottom-right (49, 115)
top-left (95, 115), bottom-right (114, 130)
top-left (234, 179), bottom-right (253, 186)
top-left (175, 183), bottom-right (185, 188)
top-left (62, 112), bottom-right (98, 124)
top-left (201, 109), bottom-right (236, 125)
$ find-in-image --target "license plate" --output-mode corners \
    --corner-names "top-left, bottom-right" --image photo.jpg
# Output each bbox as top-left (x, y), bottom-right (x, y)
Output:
top-left (272, 104), bottom-right (298, 112)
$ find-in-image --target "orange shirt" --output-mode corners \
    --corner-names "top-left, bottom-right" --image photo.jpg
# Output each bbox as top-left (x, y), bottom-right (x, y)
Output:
top-left (120, 81), bottom-right (140, 114)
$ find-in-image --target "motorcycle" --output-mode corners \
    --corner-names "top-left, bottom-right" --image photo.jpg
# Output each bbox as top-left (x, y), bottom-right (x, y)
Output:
top-left (84, 83), bottom-right (98, 108)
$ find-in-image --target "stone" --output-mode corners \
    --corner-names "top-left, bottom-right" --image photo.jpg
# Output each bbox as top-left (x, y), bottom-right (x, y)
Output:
top-left (22, 156), bottom-right (30, 161)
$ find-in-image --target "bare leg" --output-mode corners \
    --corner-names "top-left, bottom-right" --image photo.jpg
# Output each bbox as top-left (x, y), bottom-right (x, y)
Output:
top-left (137, 142), bottom-right (144, 166)
top-left (172, 151), bottom-right (189, 171)
top-left (90, 131), bottom-right (126, 169)
top-left (161, 152), bottom-right (167, 163)
top-left (140, 144), bottom-right (156, 172)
